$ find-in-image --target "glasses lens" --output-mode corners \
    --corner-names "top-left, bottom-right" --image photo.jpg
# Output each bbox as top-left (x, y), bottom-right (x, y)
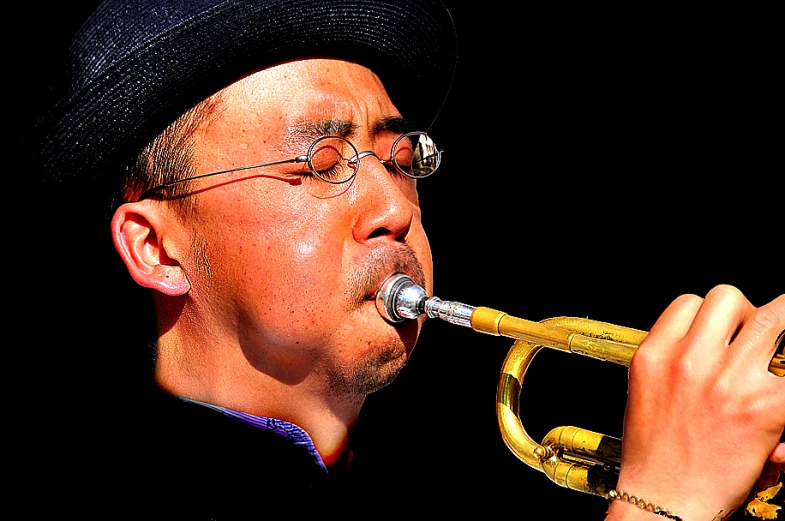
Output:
top-left (308, 137), bottom-right (358, 184)
top-left (392, 132), bottom-right (440, 178)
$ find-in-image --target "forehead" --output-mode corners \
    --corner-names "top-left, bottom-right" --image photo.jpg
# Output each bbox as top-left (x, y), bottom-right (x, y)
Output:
top-left (216, 58), bottom-right (400, 136)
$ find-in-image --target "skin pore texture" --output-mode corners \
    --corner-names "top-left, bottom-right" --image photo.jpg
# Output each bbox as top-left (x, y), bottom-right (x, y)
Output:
top-left (112, 59), bottom-right (432, 466)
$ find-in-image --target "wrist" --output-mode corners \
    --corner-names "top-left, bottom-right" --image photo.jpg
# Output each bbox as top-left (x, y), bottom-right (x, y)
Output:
top-left (606, 475), bottom-right (747, 521)
top-left (605, 489), bottom-right (683, 521)
top-left (606, 495), bottom-right (671, 520)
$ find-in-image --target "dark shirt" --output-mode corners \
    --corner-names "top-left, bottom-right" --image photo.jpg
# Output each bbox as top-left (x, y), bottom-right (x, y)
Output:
top-left (128, 385), bottom-right (368, 520)
top-left (53, 382), bottom-right (406, 521)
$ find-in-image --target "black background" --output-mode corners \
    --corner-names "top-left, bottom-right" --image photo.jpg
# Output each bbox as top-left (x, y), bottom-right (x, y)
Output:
top-left (17, 2), bottom-right (782, 518)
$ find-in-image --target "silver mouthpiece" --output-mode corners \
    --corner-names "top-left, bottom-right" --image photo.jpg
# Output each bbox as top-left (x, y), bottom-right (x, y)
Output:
top-left (375, 273), bottom-right (476, 328)
top-left (375, 273), bottom-right (429, 323)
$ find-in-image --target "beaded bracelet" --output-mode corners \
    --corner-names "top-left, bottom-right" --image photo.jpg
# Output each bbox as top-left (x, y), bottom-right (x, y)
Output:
top-left (607, 489), bottom-right (683, 521)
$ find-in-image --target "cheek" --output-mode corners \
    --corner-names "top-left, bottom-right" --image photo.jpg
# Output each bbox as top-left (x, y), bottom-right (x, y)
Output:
top-left (208, 204), bottom-right (346, 347)
top-left (408, 211), bottom-right (434, 294)
top-left (250, 206), bottom-right (346, 309)
top-left (264, 238), bottom-right (336, 303)
top-left (200, 192), bottom-right (340, 286)
top-left (292, 240), bottom-right (317, 262)
top-left (264, 206), bottom-right (339, 274)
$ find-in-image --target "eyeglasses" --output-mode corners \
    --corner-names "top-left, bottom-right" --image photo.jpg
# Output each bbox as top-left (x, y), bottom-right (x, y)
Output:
top-left (137, 131), bottom-right (441, 201)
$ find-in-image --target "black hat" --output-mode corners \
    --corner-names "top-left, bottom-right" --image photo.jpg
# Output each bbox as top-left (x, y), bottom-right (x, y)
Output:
top-left (35, 0), bottom-right (457, 197)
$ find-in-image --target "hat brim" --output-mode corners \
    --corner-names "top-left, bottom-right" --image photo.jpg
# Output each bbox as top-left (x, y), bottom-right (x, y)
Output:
top-left (37, 0), bottom-right (457, 196)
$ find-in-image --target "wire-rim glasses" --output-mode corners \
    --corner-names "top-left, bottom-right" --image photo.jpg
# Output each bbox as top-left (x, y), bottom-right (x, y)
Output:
top-left (137, 131), bottom-right (441, 201)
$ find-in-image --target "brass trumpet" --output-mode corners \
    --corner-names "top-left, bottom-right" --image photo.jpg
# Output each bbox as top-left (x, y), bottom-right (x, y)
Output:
top-left (376, 273), bottom-right (785, 509)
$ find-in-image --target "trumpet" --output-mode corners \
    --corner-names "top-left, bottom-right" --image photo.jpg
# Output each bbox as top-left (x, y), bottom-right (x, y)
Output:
top-left (376, 273), bottom-right (785, 512)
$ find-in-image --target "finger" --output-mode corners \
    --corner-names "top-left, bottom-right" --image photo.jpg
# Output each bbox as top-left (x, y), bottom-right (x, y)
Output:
top-left (644, 292), bottom-right (704, 347)
top-left (683, 286), bottom-right (753, 381)
top-left (777, 327), bottom-right (785, 353)
top-left (633, 293), bottom-right (704, 377)
top-left (689, 284), bottom-right (751, 344)
top-left (728, 293), bottom-right (785, 375)
top-left (771, 442), bottom-right (785, 464)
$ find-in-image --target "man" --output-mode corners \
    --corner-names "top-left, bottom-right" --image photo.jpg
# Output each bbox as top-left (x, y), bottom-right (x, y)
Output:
top-left (28, 0), bottom-right (783, 519)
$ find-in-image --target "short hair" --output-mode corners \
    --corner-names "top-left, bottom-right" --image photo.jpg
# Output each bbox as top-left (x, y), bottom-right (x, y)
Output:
top-left (123, 93), bottom-right (223, 213)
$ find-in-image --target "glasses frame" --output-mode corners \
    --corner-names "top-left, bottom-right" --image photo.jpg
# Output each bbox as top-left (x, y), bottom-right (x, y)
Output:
top-left (136, 131), bottom-right (441, 201)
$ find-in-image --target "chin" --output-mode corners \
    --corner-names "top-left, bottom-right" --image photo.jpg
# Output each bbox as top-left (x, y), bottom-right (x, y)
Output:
top-left (328, 335), bottom-right (410, 397)
top-left (362, 351), bottom-right (408, 394)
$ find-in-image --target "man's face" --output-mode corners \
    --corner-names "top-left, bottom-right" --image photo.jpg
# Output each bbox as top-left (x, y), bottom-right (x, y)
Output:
top-left (173, 59), bottom-right (433, 397)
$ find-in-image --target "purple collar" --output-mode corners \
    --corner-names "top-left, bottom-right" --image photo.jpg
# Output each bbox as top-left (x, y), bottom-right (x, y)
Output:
top-left (179, 396), bottom-right (326, 471)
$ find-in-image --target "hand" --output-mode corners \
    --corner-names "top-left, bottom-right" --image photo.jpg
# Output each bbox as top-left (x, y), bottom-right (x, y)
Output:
top-left (607, 285), bottom-right (784, 521)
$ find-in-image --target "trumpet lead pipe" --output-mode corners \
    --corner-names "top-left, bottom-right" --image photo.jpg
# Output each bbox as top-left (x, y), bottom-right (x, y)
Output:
top-left (376, 274), bottom-right (637, 364)
top-left (375, 273), bottom-right (575, 348)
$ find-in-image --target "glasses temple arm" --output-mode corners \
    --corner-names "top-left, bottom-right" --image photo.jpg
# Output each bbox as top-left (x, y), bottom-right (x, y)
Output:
top-left (136, 157), bottom-right (306, 201)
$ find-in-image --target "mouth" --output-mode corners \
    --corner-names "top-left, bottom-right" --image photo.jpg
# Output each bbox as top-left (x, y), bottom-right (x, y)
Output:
top-left (363, 268), bottom-right (425, 302)
top-left (374, 273), bottom-right (428, 324)
top-left (354, 245), bottom-right (428, 314)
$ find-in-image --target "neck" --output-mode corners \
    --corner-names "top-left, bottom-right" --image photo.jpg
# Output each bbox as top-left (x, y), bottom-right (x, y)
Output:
top-left (154, 330), bottom-right (365, 468)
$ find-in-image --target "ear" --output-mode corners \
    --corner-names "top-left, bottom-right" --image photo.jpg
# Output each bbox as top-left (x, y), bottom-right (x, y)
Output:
top-left (111, 202), bottom-right (191, 296)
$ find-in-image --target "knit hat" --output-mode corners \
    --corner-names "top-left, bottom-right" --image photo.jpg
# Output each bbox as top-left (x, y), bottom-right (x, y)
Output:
top-left (35, 0), bottom-right (458, 197)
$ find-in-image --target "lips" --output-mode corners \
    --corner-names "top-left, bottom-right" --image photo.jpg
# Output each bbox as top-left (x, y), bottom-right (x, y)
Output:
top-left (354, 245), bottom-right (427, 305)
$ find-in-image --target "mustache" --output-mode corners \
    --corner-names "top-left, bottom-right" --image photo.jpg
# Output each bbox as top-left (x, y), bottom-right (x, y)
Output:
top-left (348, 244), bottom-right (426, 307)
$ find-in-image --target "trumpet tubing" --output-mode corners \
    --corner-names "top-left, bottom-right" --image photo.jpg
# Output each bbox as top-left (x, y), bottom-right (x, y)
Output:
top-left (494, 316), bottom-right (647, 497)
top-left (376, 273), bottom-right (785, 512)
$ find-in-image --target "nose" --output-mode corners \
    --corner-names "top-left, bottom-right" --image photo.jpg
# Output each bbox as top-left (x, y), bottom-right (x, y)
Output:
top-left (349, 150), bottom-right (398, 176)
top-left (349, 152), bottom-right (417, 244)
top-left (353, 150), bottom-right (382, 163)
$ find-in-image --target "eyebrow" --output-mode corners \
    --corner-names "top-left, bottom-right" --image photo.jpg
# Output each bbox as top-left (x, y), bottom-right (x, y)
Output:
top-left (374, 116), bottom-right (418, 136)
top-left (288, 116), bottom-right (418, 141)
top-left (289, 120), bottom-right (356, 140)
